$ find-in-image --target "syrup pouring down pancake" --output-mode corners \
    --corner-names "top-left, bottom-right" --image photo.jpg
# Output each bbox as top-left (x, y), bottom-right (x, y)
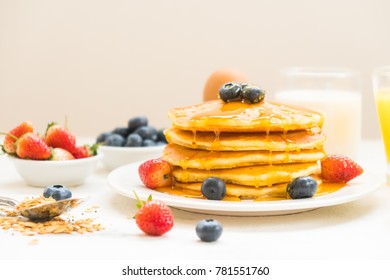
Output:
top-left (159, 82), bottom-right (328, 200)
top-left (168, 100), bottom-right (324, 133)
top-left (149, 82), bottom-right (363, 201)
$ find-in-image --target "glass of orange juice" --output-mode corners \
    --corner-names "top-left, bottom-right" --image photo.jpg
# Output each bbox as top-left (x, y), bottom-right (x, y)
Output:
top-left (373, 66), bottom-right (390, 183)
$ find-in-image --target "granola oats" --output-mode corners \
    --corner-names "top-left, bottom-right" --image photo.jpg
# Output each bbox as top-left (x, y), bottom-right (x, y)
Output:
top-left (0, 196), bottom-right (104, 236)
top-left (15, 196), bottom-right (56, 210)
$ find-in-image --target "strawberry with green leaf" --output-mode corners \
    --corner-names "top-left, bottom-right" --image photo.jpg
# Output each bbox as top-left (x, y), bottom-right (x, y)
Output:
top-left (1, 121), bottom-right (34, 154)
top-left (45, 122), bottom-right (77, 154)
top-left (134, 192), bottom-right (174, 236)
top-left (72, 144), bottom-right (98, 159)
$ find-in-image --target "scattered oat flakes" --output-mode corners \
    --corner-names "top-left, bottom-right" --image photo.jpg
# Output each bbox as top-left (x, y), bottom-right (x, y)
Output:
top-left (0, 216), bottom-right (104, 235)
top-left (84, 204), bottom-right (100, 213)
top-left (0, 196), bottom-right (104, 236)
top-left (28, 239), bottom-right (39, 245)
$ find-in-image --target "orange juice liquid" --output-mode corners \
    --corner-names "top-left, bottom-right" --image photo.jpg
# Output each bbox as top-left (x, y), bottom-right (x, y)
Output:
top-left (375, 89), bottom-right (390, 162)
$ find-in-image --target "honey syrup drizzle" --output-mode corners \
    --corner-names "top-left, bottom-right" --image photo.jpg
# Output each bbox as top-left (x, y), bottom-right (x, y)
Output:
top-left (191, 129), bottom-right (197, 148)
top-left (210, 130), bottom-right (221, 150)
top-left (161, 99), bottom-right (333, 202)
top-left (156, 182), bottom-right (345, 202)
top-left (184, 100), bottom-right (324, 132)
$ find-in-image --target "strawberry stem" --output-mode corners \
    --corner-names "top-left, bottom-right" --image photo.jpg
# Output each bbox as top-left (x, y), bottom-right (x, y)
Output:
top-left (133, 191), bottom-right (152, 209)
top-left (44, 122), bottom-right (57, 138)
top-left (89, 143), bottom-right (99, 156)
top-left (133, 192), bottom-right (154, 219)
top-left (0, 132), bottom-right (18, 141)
top-left (133, 191), bottom-right (144, 209)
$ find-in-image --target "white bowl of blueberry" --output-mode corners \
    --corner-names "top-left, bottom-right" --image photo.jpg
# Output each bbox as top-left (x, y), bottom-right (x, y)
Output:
top-left (97, 116), bottom-right (167, 171)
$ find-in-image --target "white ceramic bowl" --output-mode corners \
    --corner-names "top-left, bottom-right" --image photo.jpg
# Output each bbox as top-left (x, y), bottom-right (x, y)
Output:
top-left (98, 145), bottom-right (166, 171)
top-left (8, 154), bottom-right (102, 187)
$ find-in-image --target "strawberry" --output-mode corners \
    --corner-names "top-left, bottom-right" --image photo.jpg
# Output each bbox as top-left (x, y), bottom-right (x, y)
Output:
top-left (51, 148), bottom-right (75, 161)
top-left (72, 144), bottom-right (98, 159)
top-left (138, 159), bottom-right (173, 189)
top-left (321, 154), bottom-right (364, 183)
top-left (16, 132), bottom-right (51, 160)
top-left (134, 194), bottom-right (174, 236)
top-left (45, 123), bottom-right (77, 154)
top-left (1, 121), bottom-right (34, 154)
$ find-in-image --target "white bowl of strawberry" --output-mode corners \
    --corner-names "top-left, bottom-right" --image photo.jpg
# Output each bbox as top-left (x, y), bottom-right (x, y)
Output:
top-left (1, 121), bottom-right (101, 187)
top-left (8, 155), bottom-right (101, 187)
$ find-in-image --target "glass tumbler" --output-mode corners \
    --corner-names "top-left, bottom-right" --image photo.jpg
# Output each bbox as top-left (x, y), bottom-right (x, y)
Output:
top-left (273, 67), bottom-right (362, 160)
top-left (373, 66), bottom-right (390, 183)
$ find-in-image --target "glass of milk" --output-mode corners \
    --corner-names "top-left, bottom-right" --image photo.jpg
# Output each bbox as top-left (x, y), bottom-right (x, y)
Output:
top-left (273, 67), bottom-right (362, 159)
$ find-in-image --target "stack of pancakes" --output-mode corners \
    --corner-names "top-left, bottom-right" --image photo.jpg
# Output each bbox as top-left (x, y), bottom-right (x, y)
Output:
top-left (161, 99), bottom-right (326, 200)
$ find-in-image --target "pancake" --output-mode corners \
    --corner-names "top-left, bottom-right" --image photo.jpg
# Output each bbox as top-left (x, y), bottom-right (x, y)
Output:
top-left (168, 99), bottom-right (324, 133)
top-left (172, 162), bottom-right (320, 187)
top-left (160, 97), bottom-right (327, 201)
top-left (162, 143), bottom-right (326, 170)
top-left (172, 181), bottom-right (289, 199)
top-left (171, 175), bottom-right (323, 199)
top-left (165, 127), bottom-right (326, 151)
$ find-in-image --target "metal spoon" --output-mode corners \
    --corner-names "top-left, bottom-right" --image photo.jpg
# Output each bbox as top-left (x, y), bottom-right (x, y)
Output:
top-left (0, 196), bottom-right (85, 221)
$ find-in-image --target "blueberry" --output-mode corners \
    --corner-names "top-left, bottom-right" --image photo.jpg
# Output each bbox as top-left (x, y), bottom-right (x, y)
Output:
top-left (196, 219), bottom-right (223, 242)
top-left (134, 126), bottom-right (158, 141)
top-left (157, 128), bottom-right (167, 143)
top-left (128, 116), bottom-right (148, 132)
top-left (105, 133), bottom-right (125, 147)
top-left (96, 132), bottom-right (111, 144)
top-left (241, 85), bottom-right (265, 104)
top-left (219, 82), bottom-right (242, 102)
top-left (201, 177), bottom-right (226, 200)
top-left (125, 133), bottom-right (143, 147)
top-left (111, 127), bottom-right (130, 138)
top-left (43, 184), bottom-right (72, 201)
top-left (142, 139), bottom-right (157, 147)
top-left (156, 141), bottom-right (167, 146)
top-left (287, 176), bottom-right (318, 199)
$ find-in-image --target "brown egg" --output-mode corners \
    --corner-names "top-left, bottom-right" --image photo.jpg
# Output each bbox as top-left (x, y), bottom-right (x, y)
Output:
top-left (203, 68), bottom-right (248, 101)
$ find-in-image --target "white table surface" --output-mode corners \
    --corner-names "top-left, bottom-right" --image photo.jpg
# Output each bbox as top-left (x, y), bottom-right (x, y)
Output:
top-left (0, 139), bottom-right (389, 261)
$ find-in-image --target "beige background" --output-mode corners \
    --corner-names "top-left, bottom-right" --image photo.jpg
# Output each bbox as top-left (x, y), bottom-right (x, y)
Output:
top-left (1, 0), bottom-right (389, 139)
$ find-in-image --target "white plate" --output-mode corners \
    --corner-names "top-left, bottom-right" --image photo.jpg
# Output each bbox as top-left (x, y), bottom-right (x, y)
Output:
top-left (107, 162), bottom-right (382, 216)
